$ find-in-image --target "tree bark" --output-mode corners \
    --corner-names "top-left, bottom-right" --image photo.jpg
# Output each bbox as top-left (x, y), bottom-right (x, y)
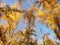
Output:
top-left (54, 15), bottom-right (60, 40)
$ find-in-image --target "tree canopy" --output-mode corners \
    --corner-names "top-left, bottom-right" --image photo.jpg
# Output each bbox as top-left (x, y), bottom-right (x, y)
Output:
top-left (0, 0), bottom-right (60, 45)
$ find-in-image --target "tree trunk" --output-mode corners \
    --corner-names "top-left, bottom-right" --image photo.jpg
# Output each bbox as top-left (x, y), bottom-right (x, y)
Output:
top-left (54, 15), bottom-right (60, 40)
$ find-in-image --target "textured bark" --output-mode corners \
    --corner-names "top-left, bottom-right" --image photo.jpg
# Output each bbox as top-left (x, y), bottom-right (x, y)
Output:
top-left (54, 15), bottom-right (60, 40)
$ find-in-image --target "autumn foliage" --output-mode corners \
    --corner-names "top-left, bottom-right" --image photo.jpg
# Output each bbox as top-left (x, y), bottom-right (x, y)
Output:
top-left (0, 0), bottom-right (60, 45)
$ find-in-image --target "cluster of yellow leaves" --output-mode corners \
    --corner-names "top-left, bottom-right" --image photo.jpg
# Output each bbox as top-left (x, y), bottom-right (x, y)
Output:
top-left (36, 10), bottom-right (46, 17)
top-left (40, 0), bottom-right (57, 9)
top-left (36, 9), bottom-right (56, 30)
top-left (35, 0), bottom-right (60, 30)
top-left (1, 10), bottom-right (22, 30)
top-left (46, 15), bottom-right (56, 30)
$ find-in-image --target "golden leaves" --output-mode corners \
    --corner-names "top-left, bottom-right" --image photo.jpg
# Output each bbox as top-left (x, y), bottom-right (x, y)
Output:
top-left (36, 8), bottom-right (56, 30)
top-left (0, 8), bottom-right (22, 30)
top-left (0, 0), bottom-right (60, 44)
top-left (35, 0), bottom-right (59, 30)
top-left (46, 16), bottom-right (56, 30)
top-left (36, 10), bottom-right (44, 16)
top-left (9, 11), bottom-right (21, 21)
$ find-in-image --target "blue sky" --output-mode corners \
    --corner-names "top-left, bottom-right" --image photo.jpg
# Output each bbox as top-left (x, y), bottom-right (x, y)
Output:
top-left (2, 0), bottom-right (55, 42)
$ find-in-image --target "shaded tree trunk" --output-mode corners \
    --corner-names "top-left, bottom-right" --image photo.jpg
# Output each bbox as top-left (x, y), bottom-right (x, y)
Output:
top-left (54, 15), bottom-right (60, 40)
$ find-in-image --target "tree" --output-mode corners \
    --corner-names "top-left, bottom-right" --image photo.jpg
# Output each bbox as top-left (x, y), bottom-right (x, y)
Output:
top-left (35, 0), bottom-right (60, 40)
top-left (0, 0), bottom-right (60, 45)
top-left (0, 0), bottom-right (37, 45)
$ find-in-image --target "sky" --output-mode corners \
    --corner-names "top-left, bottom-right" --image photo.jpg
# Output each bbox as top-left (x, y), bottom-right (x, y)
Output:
top-left (1, 0), bottom-right (56, 42)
